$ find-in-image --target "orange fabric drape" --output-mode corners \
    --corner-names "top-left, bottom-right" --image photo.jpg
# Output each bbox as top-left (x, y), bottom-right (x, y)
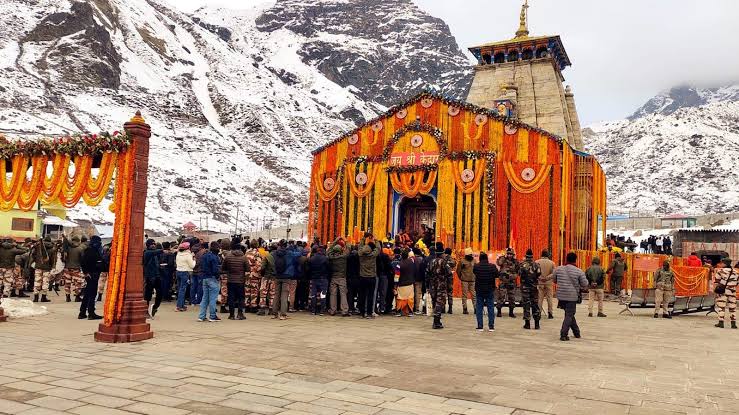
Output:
top-left (313, 171), bottom-right (342, 202)
top-left (672, 266), bottom-right (710, 297)
top-left (347, 162), bottom-right (381, 199)
top-left (503, 161), bottom-right (552, 194)
top-left (0, 152), bottom-right (119, 210)
top-left (451, 159), bottom-right (485, 194)
top-left (389, 170), bottom-right (436, 198)
top-left (16, 156), bottom-right (47, 210)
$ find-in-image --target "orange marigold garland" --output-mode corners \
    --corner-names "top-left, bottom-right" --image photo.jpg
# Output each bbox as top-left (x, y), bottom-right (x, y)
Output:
top-left (103, 145), bottom-right (135, 326)
top-left (17, 155), bottom-right (47, 211)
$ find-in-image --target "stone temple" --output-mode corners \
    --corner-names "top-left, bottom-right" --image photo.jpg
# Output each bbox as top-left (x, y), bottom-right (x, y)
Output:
top-left (465, 0), bottom-right (584, 150)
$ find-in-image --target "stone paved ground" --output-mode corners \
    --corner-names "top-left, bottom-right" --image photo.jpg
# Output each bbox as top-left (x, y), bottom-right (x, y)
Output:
top-left (1, 299), bottom-right (738, 415)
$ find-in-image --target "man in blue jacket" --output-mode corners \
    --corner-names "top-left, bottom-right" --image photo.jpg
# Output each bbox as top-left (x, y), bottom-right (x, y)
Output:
top-left (197, 242), bottom-right (222, 322)
top-left (271, 240), bottom-right (301, 320)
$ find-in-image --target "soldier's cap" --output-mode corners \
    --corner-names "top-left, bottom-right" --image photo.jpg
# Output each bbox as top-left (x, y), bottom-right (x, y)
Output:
top-left (43, 236), bottom-right (52, 242)
top-left (24, 237), bottom-right (32, 243)
top-left (506, 247), bottom-right (515, 255)
top-left (71, 236), bottom-right (80, 242)
top-left (614, 253), bottom-right (621, 258)
top-left (592, 257), bottom-right (601, 265)
top-left (525, 248), bottom-right (533, 258)
top-left (663, 260), bottom-right (670, 266)
top-left (435, 241), bottom-right (444, 252)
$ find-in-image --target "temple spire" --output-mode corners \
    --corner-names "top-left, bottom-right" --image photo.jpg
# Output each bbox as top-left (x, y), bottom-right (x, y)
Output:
top-left (515, 0), bottom-right (530, 38)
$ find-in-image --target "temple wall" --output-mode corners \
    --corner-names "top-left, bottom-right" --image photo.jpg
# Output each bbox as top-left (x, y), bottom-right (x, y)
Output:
top-left (466, 59), bottom-right (584, 150)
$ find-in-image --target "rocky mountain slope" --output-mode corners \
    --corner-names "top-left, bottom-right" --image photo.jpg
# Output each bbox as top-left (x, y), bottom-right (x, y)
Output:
top-left (584, 84), bottom-right (739, 215)
top-left (0, 0), bottom-right (471, 234)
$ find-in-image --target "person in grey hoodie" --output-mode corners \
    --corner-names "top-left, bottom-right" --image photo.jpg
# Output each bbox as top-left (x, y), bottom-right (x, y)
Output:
top-left (553, 252), bottom-right (589, 341)
top-left (327, 238), bottom-right (350, 316)
top-left (357, 234), bottom-right (379, 318)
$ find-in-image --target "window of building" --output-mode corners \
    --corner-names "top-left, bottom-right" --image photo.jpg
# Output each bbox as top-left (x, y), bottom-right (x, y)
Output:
top-left (11, 218), bottom-right (34, 232)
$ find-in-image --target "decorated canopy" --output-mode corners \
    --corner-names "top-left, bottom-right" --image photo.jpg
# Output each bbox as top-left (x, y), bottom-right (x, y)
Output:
top-left (309, 91), bottom-right (606, 260)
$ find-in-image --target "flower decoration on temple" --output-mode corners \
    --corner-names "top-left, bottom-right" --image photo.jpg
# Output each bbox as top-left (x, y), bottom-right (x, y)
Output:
top-left (484, 152), bottom-right (497, 216)
top-left (384, 164), bottom-right (439, 174)
top-left (0, 131), bottom-right (131, 159)
top-left (381, 120), bottom-right (448, 161)
top-left (311, 89), bottom-right (562, 155)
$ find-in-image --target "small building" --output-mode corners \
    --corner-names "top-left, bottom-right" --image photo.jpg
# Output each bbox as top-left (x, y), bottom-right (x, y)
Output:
top-left (660, 214), bottom-right (697, 229)
top-left (673, 229), bottom-right (739, 263)
top-left (0, 202), bottom-right (73, 241)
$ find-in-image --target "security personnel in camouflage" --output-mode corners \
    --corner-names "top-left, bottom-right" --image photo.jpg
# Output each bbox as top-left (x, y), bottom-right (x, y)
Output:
top-left (443, 248), bottom-right (456, 314)
top-left (496, 247), bottom-right (519, 318)
top-left (519, 249), bottom-right (542, 329)
top-left (427, 242), bottom-right (452, 329)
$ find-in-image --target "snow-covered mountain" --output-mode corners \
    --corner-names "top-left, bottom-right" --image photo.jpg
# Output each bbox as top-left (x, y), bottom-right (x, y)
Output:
top-left (584, 84), bottom-right (739, 215)
top-left (0, 0), bottom-right (471, 234)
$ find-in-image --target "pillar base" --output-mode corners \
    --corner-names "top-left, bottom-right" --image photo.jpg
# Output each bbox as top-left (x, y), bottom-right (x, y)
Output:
top-left (0, 306), bottom-right (7, 322)
top-left (94, 295), bottom-right (152, 343)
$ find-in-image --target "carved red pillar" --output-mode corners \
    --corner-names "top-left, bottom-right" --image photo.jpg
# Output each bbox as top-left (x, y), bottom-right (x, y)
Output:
top-left (94, 112), bottom-right (153, 343)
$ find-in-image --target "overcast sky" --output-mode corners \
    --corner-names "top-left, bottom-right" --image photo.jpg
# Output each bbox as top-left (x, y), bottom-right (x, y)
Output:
top-left (168, 0), bottom-right (739, 125)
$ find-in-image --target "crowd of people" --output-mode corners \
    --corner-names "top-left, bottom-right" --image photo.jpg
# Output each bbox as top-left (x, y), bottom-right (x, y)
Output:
top-left (138, 233), bottom-right (635, 340)
top-left (2, 231), bottom-right (736, 336)
top-left (0, 235), bottom-right (108, 319)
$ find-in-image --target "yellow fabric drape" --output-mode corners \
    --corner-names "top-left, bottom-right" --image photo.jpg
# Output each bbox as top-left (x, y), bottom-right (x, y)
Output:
top-left (503, 161), bottom-right (552, 194)
top-left (516, 129), bottom-right (529, 162)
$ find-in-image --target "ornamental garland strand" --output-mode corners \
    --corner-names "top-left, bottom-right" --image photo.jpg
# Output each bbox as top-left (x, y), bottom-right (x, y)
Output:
top-left (485, 152), bottom-right (496, 216)
top-left (312, 89), bottom-right (563, 155)
top-left (0, 131), bottom-right (131, 159)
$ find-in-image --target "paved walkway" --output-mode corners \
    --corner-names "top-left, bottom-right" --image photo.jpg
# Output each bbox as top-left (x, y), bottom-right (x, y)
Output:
top-left (1, 299), bottom-right (738, 415)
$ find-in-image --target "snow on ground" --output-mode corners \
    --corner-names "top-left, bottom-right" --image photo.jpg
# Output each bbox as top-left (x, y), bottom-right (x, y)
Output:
top-left (713, 219), bottom-right (739, 231)
top-left (1, 298), bottom-right (49, 319)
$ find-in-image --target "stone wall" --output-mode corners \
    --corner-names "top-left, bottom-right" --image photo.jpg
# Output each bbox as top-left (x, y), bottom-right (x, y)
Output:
top-left (465, 58), bottom-right (584, 150)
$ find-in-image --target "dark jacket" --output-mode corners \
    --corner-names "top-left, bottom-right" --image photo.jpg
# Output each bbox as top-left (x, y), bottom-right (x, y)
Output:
top-left (65, 239), bottom-right (84, 269)
top-left (296, 251), bottom-right (309, 280)
top-left (414, 255), bottom-right (425, 282)
top-left (473, 257), bottom-right (498, 295)
top-left (456, 256), bottom-right (475, 282)
top-left (398, 258), bottom-right (416, 287)
top-left (193, 248), bottom-right (207, 276)
top-left (200, 251), bottom-right (221, 278)
top-left (81, 244), bottom-right (103, 275)
top-left (327, 244), bottom-right (348, 279)
top-left (221, 249), bottom-right (250, 284)
top-left (585, 264), bottom-right (606, 289)
top-left (0, 242), bottom-right (25, 269)
top-left (346, 250), bottom-right (360, 280)
top-left (358, 241), bottom-right (379, 277)
top-left (308, 252), bottom-right (330, 280)
top-left (33, 241), bottom-right (57, 271)
top-left (143, 248), bottom-right (163, 280)
top-left (377, 251), bottom-right (393, 279)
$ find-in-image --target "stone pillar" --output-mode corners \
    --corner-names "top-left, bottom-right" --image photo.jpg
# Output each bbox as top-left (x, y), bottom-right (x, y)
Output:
top-left (94, 112), bottom-right (153, 343)
top-left (565, 86), bottom-right (584, 151)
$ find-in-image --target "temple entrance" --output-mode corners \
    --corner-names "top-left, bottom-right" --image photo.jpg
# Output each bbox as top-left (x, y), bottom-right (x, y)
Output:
top-left (396, 195), bottom-right (436, 243)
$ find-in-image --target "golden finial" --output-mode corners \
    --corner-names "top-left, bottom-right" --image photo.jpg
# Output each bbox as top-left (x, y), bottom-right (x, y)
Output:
top-left (129, 111), bottom-right (146, 125)
top-left (515, 0), bottom-right (530, 38)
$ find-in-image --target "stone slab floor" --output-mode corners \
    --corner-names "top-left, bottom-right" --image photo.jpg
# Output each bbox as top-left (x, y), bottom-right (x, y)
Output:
top-left (1, 299), bottom-right (737, 415)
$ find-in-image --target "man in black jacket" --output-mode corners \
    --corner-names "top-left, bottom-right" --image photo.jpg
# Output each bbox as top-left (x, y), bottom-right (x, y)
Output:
top-left (473, 252), bottom-right (498, 331)
top-left (307, 246), bottom-right (329, 315)
top-left (79, 236), bottom-right (104, 320)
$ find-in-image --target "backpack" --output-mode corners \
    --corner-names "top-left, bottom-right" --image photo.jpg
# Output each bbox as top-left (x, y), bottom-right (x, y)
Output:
top-left (274, 251), bottom-right (287, 275)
